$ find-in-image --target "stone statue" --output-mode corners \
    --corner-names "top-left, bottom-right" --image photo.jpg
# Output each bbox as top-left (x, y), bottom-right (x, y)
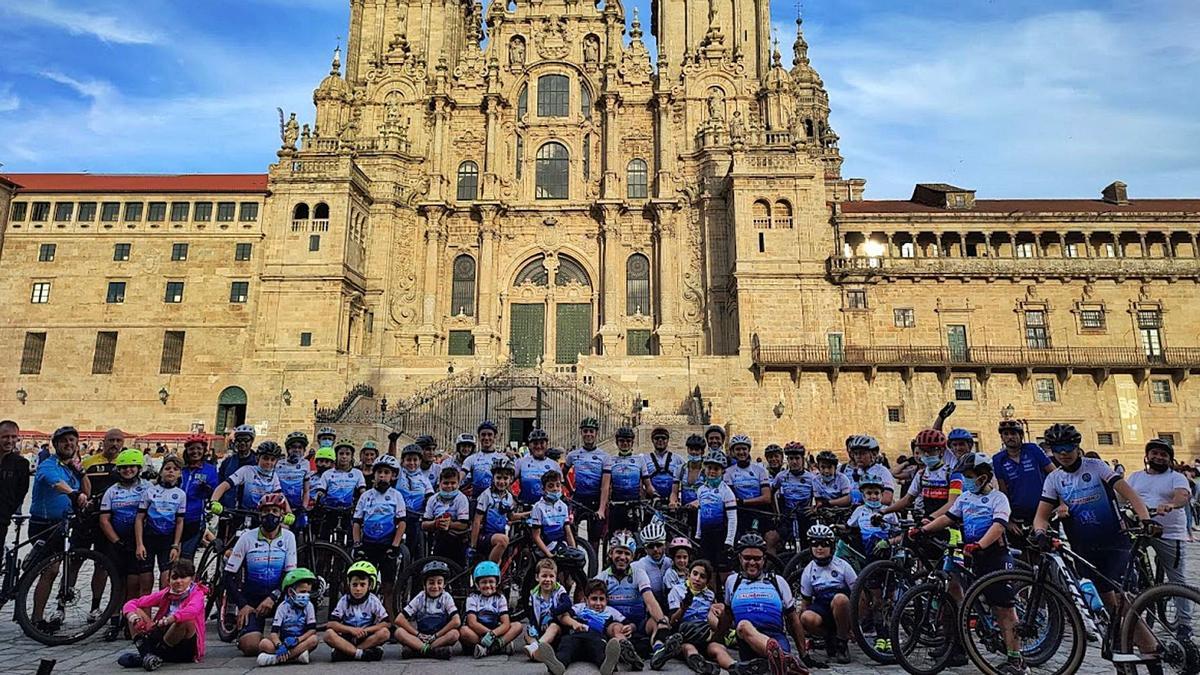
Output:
top-left (729, 110), bottom-right (745, 142)
top-left (583, 35), bottom-right (599, 65)
top-left (278, 109), bottom-right (299, 150)
top-left (301, 124), bottom-right (311, 148)
top-left (509, 37), bottom-right (525, 67)
top-left (707, 89), bottom-right (724, 121)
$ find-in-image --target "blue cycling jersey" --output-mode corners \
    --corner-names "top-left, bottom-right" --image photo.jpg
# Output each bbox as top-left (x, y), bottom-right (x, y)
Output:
top-left (224, 528), bottom-right (298, 601)
top-left (723, 573), bottom-right (793, 639)
top-left (696, 482), bottom-right (735, 533)
top-left (530, 497), bottom-right (569, 543)
top-left (643, 452), bottom-right (681, 500)
top-left (515, 456), bottom-right (559, 504)
top-left (476, 488), bottom-right (515, 537)
top-left (275, 459), bottom-right (310, 510)
top-left (354, 487), bottom-right (407, 543)
top-left (668, 584), bottom-right (715, 624)
top-left (217, 452), bottom-right (257, 509)
top-left (226, 465), bottom-right (282, 510)
top-left (1040, 458), bottom-right (1124, 547)
top-left (181, 463), bottom-right (218, 523)
top-left (319, 468), bottom-right (365, 509)
top-left (675, 463), bottom-right (705, 506)
top-left (992, 444), bottom-right (1051, 521)
top-left (772, 470), bottom-right (814, 512)
top-left (811, 472), bottom-right (851, 502)
top-left (463, 450), bottom-right (500, 496)
top-left (948, 489), bottom-right (1010, 544)
top-left (31, 458), bottom-right (82, 521)
top-left (140, 483), bottom-right (186, 536)
top-left (101, 481), bottom-right (148, 536)
top-left (596, 567), bottom-right (652, 627)
top-left (566, 447), bottom-right (611, 500)
top-left (724, 463), bottom-right (769, 501)
top-left (397, 470), bottom-right (433, 514)
top-left (610, 455), bottom-right (644, 501)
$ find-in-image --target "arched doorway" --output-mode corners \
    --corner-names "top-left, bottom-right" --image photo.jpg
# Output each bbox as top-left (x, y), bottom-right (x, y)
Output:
top-left (508, 254), bottom-right (594, 367)
top-left (216, 386), bottom-right (247, 434)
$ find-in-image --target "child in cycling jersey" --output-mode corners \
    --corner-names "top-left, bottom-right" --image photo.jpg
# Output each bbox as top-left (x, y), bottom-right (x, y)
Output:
top-left (689, 452), bottom-right (737, 572)
top-left (324, 561), bottom-right (390, 662)
top-left (118, 559), bottom-right (208, 670)
top-left (352, 455), bottom-right (407, 617)
top-left (100, 449), bottom-right (152, 641)
top-left (394, 561), bottom-right (461, 659)
top-left (651, 559), bottom-right (720, 673)
top-left (358, 440), bottom-right (380, 490)
top-left (422, 467), bottom-right (471, 559)
top-left (530, 470), bottom-right (577, 557)
top-left (135, 454), bottom-right (187, 589)
top-left (535, 580), bottom-right (627, 675)
top-left (256, 569), bottom-right (319, 666)
top-left (524, 558), bottom-right (571, 660)
top-left (797, 525), bottom-right (856, 665)
top-left (397, 444), bottom-right (433, 558)
top-left (461, 561), bottom-right (525, 657)
top-left (211, 442), bottom-right (284, 512)
top-left (662, 538), bottom-right (692, 594)
top-left (471, 457), bottom-right (517, 563)
top-left (845, 480), bottom-right (898, 561)
top-left (312, 442), bottom-right (364, 539)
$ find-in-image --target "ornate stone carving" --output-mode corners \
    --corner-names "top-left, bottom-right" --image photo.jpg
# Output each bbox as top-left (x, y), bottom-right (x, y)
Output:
top-left (390, 216), bottom-right (420, 326)
top-left (509, 36), bottom-right (526, 68)
top-left (535, 19), bottom-right (569, 60)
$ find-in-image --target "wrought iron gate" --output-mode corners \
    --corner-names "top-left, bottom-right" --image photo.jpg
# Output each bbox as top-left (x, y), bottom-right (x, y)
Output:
top-left (384, 364), bottom-right (635, 448)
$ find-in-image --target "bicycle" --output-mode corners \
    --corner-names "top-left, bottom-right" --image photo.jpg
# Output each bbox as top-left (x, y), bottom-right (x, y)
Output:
top-left (193, 506), bottom-right (258, 642)
top-left (1116, 582), bottom-right (1200, 674)
top-left (847, 518), bottom-right (932, 665)
top-left (4, 514), bottom-right (121, 645)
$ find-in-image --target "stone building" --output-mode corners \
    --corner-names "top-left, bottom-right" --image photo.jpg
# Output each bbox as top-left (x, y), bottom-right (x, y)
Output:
top-left (2, 0), bottom-right (1198, 462)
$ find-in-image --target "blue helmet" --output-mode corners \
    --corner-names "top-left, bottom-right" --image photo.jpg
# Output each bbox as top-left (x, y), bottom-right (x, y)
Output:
top-left (477, 420), bottom-right (498, 433)
top-left (947, 428), bottom-right (974, 444)
top-left (473, 560), bottom-right (501, 582)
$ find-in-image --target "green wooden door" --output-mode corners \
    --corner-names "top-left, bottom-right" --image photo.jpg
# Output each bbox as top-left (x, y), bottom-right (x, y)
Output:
top-left (510, 304), bottom-right (545, 367)
top-left (555, 303), bottom-right (592, 364)
top-left (947, 324), bottom-right (968, 361)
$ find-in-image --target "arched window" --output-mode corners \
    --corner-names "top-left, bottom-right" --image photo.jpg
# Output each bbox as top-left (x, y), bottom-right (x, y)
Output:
top-left (537, 74), bottom-right (569, 117)
top-left (314, 202), bottom-right (330, 219)
top-left (582, 134), bottom-right (590, 180)
top-left (627, 159), bottom-right (648, 199)
top-left (517, 84), bottom-right (528, 121)
top-left (292, 203), bottom-right (310, 220)
top-left (456, 161), bottom-right (479, 201)
top-left (535, 142), bottom-right (569, 199)
top-left (773, 200), bottom-right (793, 228)
top-left (581, 86), bottom-right (592, 120)
top-left (626, 253), bottom-right (651, 315)
top-left (752, 200), bottom-right (771, 229)
top-left (516, 136), bottom-right (524, 179)
top-left (451, 255), bottom-right (477, 316)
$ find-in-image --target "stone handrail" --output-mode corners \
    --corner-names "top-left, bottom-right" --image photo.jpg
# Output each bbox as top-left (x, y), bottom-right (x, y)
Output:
top-left (827, 255), bottom-right (1200, 280)
top-left (752, 343), bottom-right (1200, 369)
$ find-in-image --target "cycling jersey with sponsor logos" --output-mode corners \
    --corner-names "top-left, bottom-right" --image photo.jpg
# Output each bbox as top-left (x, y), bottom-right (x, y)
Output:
top-left (846, 504), bottom-right (898, 552)
top-left (947, 489), bottom-right (1010, 544)
top-left (632, 554), bottom-right (672, 596)
top-left (101, 480), bottom-right (148, 536)
top-left (667, 584), bottom-right (716, 624)
top-left (723, 573), bottom-right (794, 638)
top-left (992, 444), bottom-right (1052, 522)
top-left (1040, 458), bottom-right (1124, 546)
top-left (139, 483), bottom-right (186, 535)
top-left (397, 470), bottom-right (433, 514)
top-left (317, 468), bottom-right (366, 509)
top-left (723, 463), bottom-right (770, 501)
top-left (772, 470), bottom-right (815, 513)
top-left (610, 455), bottom-right (645, 502)
top-left (529, 497), bottom-right (570, 543)
top-left (226, 465), bottom-right (283, 510)
top-left (529, 585), bottom-right (572, 631)
top-left (330, 594), bottom-right (388, 628)
top-left (272, 599), bottom-right (316, 639)
top-left (675, 464), bottom-right (705, 506)
top-left (181, 463), bottom-right (218, 524)
top-left (566, 447), bottom-right (612, 501)
top-left (515, 456), bottom-right (561, 505)
top-left (476, 487), bottom-right (515, 537)
top-left (799, 557), bottom-right (857, 601)
top-left (275, 459), bottom-right (310, 510)
top-left (353, 487), bottom-right (407, 543)
top-left (596, 566), bottom-right (652, 627)
top-left (906, 463), bottom-right (953, 517)
top-left (570, 603), bottom-right (626, 634)
top-left (422, 491), bottom-right (471, 522)
top-left (811, 472), bottom-right (852, 503)
top-left (643, 452), bottom-right (682, 500)
top-left (466, 592), bottom-right (509, 628)
top-left (696, 482), bottom-right (737, 534)
top-left (463, 450), bottom-right (501, 496)
top-left (224, 528), bottom-right (297, 601)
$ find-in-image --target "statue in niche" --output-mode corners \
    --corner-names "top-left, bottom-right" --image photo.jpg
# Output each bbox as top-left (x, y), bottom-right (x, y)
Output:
top-left (583, 35), bottom-right (600, 65)
top-left (706, 88), bottom-right (724, 121)
top-left (509, 37), bottom-right (526, 67)
top-left (385, 95), bottom-right (402, 125)
top-left (729, 110), bottom-right (745, 142)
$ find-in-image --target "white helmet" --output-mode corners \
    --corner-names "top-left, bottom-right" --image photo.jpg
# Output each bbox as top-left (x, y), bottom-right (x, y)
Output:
top-left (807, 524), bottom-right (835, 542)
top-left (640, 521), bottom-right (666, 545)
top-left (609, 530), bottom-right (638, 553)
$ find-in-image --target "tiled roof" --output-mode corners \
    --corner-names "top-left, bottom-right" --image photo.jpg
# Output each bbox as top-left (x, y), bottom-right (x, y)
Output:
top-left (839, 199), bottom-right (1200, 215)
top-left (2, 173), bottom-right (269, 194)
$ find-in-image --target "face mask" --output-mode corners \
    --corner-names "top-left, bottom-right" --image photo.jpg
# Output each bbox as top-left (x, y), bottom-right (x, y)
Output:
top-left (864, 499), bottom-right (882, 509)
top-left (404, 467), bottom-right (421, 477)
top-left (688, 453), bottom-right (703, 465)
top-left (959, 477), bottom-right (978, 494)
top-left (704, 476), bottom-right (722, 488)
top-left (256, 466), bottom-right (273, 478)
top-left (289, 591), bottom-right (311, 608)
top-left (544, 490), bottom-right (562, 502)
top-left (1148, 460), bottom-right (1170, 473)
top-left (439, 490), bottom-right (459, 500)
top-left (319, 439), bottom-right (334, 448)
top-left (375, 481), bottom-right (391, 492)
top-left (686, 579), bottom-right (706, 593)
top-left (619, 447), bottom-right (633, 457)
top-left (260, 514), bottom-right (282, 531)
top-left (922, 455), bottom-right (941, 468)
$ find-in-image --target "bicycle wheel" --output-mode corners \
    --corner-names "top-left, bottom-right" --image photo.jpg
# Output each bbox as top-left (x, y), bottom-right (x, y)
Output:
top-left (851, 560), bottom-right (909, 664)
top-left (301, 541), bottom-right (353, 628)
top-left (959, 569), bottom-right (1084, 675)
top-left (782, 549), bottom-right (812, 580)
top-left (394, 556), bottom-right (469, 611)
top-left (1118, 583), bottom-right (1200, 675)
top-left (576, 539), bottom-right (598, 578)
top-left (1142, 546), bottom-right (1181, 636)
top-left (193, 540), bottom-right (224, 620)
top-left (889, 580), bottom-right (959, 675)
top-left (15, 548), bottom-right (120, 645)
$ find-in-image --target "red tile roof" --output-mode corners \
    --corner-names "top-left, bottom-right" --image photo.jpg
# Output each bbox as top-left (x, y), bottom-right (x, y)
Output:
top-left (839, 199), bottom-right (1200, 215)
top-left (2, 173), bottom-right (269, 194)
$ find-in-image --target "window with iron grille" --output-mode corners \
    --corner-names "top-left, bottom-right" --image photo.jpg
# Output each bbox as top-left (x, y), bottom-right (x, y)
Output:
top-left (451, 255), bottom-right (476, 316)
top-left (216, 202), bottom-right (236, 221)
top-left (230, 281), bottom-right (249, 303)
top-left (235, 243), bottom-right (252, 261)
top-left (953, 377), bottom-right (974, 401)
top-left (170, 202), bottom-right (189, 221)
top-left (887, 407), bottom-right (904, 423)
top-left (893, 308), bottom-right (915, 327)
top-left (30, 202), bottom-right (50, 221)
top-left (448, 330), bottom-right (475, 356)
top-left (123, 202), bottom-right (143, 221)
top-left (1097, 432), bottom-right (1116, 446)
top-left (30, 282), bottom-right (50, 304)
top-left (92, 331), bottom-right (118, 374)
top-left (627, 159), bottom-right (648, 199)
top-left (194, 202), bottom-right (212, 221)
top-left (101, 202), bottom-right (121, 221)
top-left (1079, 308), bottom-right (1105, 330)
top-left (456, 162), bottom-right (479, 201)
top-left (627, 329), bottom-right (652, 356)
top-left (164, 281), bottom-right (185, 303)
top-left (626, 254), bottom-right (651, 315)
top-left (1034, 377), bottom-right (1057, 402)
top-left (54, 202), bottom-right (73, 221)
top-left (38, 243), bottom-right (56, 262)
top-left (239, 202), bottom-right (259, 221)
top-left (1137, 309), bottom-right (1162, 329)
top-left (171, 243), bottom-right (188, 261)
top-left (106, 281), bottom-right (127, 304)
top-left (1151, 378), bottom-right (1173, 404)
top-left (147, 202), bottom-right (167, 222)
top-left (1024, 310), bottom-right (1050, 348)
top-left (847, 289), bottom-right (867, 309)
top-left (78, 202), bottom-right (96, 221)
top-left (113, 243), bottom-right (131, 261)
top-left (160, 331), bottom-right (185, 374)
top-left (20, 332), bottom-right (46, 374)
top-left (300, 332), bottom-right (313, 347)
top-left (536, 74), bottom-right (569, 117)
top-left (10, 202), bottom-right (27, 221)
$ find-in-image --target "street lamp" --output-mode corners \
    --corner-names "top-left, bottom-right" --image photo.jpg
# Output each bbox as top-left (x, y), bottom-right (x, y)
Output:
top-left (1001, 403), bottom-right (1015, 420)
top-left (773, 400), bottom-right (785, 418)
top-left (158, 386), bottom-right (170, 405)
top-left (16, 388), bottom-right (27, 405)
top-left (282, 389), bottom-right (292, 406)
top-left (380, 397), bottom-right (388, 421)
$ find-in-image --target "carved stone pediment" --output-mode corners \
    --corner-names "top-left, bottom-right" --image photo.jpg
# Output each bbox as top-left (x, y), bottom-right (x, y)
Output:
top-left (535, 19), bottom-right (570, 60)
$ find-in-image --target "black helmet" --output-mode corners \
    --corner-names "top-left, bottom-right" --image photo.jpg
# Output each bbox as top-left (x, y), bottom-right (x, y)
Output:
top-left (579, 417), bottom-right (600, 430)
top-left (685, 434), bottom-right (706, 449)
top-left (615, 427), bottom-right (635, 440)
top-left (1145, 438), bottom-right (1175, 459)
top-left (547, 447), bottom-right (564, 461)
top-left (998, 419), bottom-right (1024, 435)
top-left (764, 444), bottom-right (783, 456)
top-left (401, 443), bottom-right (423, 457)
top-left (736, 533), bottom-right (767, 553)
top-left (256, 441), bottom-right (284, 458)
top-left (554, 545), bottom-right (587, 569)
top-left (52, 426), bottom-right (79, 444)
top-left (477, 420), bottom-right (498, 433)
top-left (816, 450), bottom-right (839, 465)
top-left (528, 428), bottom-right (549, 443)
top-left (1043, 423), bottom-right (1082, 448)
top-left (954, 452), bottom-right (994, 476)
top-left (651, 427), bottom-right (670, 439)
top-left (421, 560), bottom-right (451, 578)
top-left (415, 435), bottom-right (435, 448)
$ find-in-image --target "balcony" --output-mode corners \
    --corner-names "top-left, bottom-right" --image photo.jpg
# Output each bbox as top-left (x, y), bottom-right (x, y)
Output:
top-left (750, 336), bottom-right (1200, 386)
top-left (826, 255), bottom-right (1200, 282)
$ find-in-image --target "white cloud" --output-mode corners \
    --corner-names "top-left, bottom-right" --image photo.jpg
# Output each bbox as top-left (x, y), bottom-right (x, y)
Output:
top-left (0, 84), bottom-right (19, 112)
top-left (39, 70), bottom-right (116, 101)
top-left (2, 0), bottom-right (162, 45)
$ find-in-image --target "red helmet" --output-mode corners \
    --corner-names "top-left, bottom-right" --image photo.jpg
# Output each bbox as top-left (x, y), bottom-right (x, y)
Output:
top-left (184, 434), bottom-right (208, 447)
top-left (257, 493), bottom-right (288, 511)
top-left (914, 428), bottom-right (947, 449)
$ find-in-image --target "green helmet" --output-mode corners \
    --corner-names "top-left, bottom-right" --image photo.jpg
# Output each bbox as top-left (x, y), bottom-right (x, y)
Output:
top-left (115, 449), bottom-right (144, 468)
top-left (361, 439), bottom-right (379, 451)
top-left (281, 567), bottom-right (317, 592)
top-left (347, 560), bottom-right (379, 591)
top-left (314, 447), bottom-right (336, 462)
top-left (579, 417), bottom-right (600, 430)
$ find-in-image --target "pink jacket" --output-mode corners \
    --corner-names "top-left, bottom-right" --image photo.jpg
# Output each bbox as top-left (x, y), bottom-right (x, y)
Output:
top-left (122, 584), bottom-right (210, 661)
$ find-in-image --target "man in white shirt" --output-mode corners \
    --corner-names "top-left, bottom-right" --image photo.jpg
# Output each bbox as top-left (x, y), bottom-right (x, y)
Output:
top-left (1127, 439), bottom-right (1193, 638)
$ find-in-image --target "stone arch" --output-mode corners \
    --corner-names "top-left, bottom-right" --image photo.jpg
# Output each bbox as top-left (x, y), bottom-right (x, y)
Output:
top-left (215, 386), bottom-right (247, 435)
top-left (314, 202), bottom-right (330, 219)
top-left (293, 203), bottom-right (310, 220)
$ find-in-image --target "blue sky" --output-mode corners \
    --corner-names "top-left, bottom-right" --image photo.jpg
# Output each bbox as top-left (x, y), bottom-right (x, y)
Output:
top-left (0, 0), bottom-right (1197, 199)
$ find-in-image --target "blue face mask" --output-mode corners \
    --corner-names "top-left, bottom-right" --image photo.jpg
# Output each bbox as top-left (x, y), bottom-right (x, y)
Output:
top-left (289, 591), bottom-right (311, 608)
top-left (704, 476), bottom-right (722, 488)
top-left (319, 439), bottom-right (334, 448)
top-left (960, 477), bottom-right (978, 494)
top-left (544, 490), bottom-right (562, 502)
top-left (439, 490), bottom-right (459, 500)
top-left (922, 455), bottom-right (941, 468)
top-left (865, 499), bottom-right (882, 509)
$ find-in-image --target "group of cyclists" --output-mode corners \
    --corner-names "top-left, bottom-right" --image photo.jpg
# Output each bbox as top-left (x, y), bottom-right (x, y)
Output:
top-left (0, 406), bottom-right (1194, 674)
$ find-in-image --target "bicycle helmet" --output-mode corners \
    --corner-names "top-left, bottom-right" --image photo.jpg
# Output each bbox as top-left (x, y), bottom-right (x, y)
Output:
top-left (1145, 438), bottom-right (1175, 459)
top-left (816, 450), bottom-right (839, 465)
top-left (806, 524), bottom-right (835, 542)
top-left (954, 452), bottom-right (994, 476)
top-left (415, 435), bottom-right (435, 448)
top-left (947, 428), bottom-right (974, 444)
top-left (528, 428), bottom-right (549, 443)
top-left (764, 444), bottom-right (783, 456)
top-left (256, 441), bottom-right (283, 458)
top-left (401, 443), bottom-right (422, 457)
top-left (736, 533), bottom-right (767, 553)
top-left (51, 425), bottom-right (79, 444)
top-left (115, 449), bottom-right (144, 468)
top-left (184, 433), bottom-right (208, 447)
top-left (373, 454), bottom-right (401, 472)
top-left (1042, 423), bottom-right (1082, 448)
top-left (346, 560), bottom-right (379, 591)
top-left (316, 426), bottom-right (337, 438)
top-left (914, 428), bottom-right (947, 449)
top-left (473, 561), bottom-right (501, 582)
top-left (477, 420), bottom-right (498, 433)
top-left (667, 537), bottom-right (693, 554)
top-left (640, 521), bottom-right (666, 544)
top-left (729, 435), bottom-right (752, 449)
top-left (997, 419), bottom-right (1024, 435)
top-left (651, 427), bottom-right (670, 439)
top-left (554, 545), bottom-right (587, 569)
top-left (232, 424), bottom-right (256, 440)
top-left (361, 439), bottom-right (379, 451)
top-left (314, 447), bottom-right (336, 462)
top-left (846, 434), bottom-right (880, 452)
top-left (609, 530), bottom-right (638, 553)
top-left (858, 477), bottom-right (885, 491)
top-left (579, 417), bottom-right (600, 430)
top-left (491, 455), bottom-right (515, 474)
top-left (685, 434), bottom-right (706, 449)
top-left (421, 560), bottom-right (451, 579)
top-left (258, 493), bottom-right (288, 511)
top-left (160, 454), bottom-right (183, 471)
top-left (456, 433), bottom-right (477, 447)
top-left (282, 567), bottom-right (317, 592)
top-left (285, 431), bottom-right (309, 447)
top-left (334, 438), bottom-right (356, 451)
top-left (783, 442), bottom-right (805, 456)
top-left (547, 447), bottom-right (564, 461)
top-left (702, 450), bottom-right (727, 467)
top-left (615, 426), bottom-right (636, 440)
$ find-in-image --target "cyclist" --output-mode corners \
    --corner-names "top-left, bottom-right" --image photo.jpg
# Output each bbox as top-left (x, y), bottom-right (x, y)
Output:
top-left (311, 439), bottom-right (365, 540)
top-left (945, 426), bottom-right (975, 470)
top-left (712, 533), bottom-right (825, 672)
top-left (324, 560), bottom-right (390, 662)
top-left (516, 429), bottom-right (560, 507)
top-left (663, 537), bottom-right (692, 594)
top-left (911, 452), bottom-right (1023, 674)
top-left (222, 493), bottom-right (297, 657)
top-left (118, 559), bottom-right (207, 670)
top-left (843, 435), bottom-right (895, 505)
top-left (100, 448), bottom-right (151, 640)
top-left (642, 427), bottom-right (681, 501)
top-left (218, 425), bottom-right (258, 512)
top-left (798, 524), bottom-right (856, 665)
top-left (594, 531), bottom-right (665, 666)
top-left (651, 559), bottom-right (718, 672)
top-left (461, 560), bottom-right (525, 657)
top-left (315, 426), bottom-right (337, 450)
top-left (254, 567), bottom-right (319, 666)
top-left (763, 445), bottom-right (785, 480)
top-left (689, 451), bottom-right (737, 571)
top-left (397, 444), bottom-right (434, 557)
top-left (415, 435), bottom-right (441, 486)
top-left (530, 470), bottom-right (578, 558)
top-left (704, 425), bottom-right (726, 452)
top-left (609, 427), bottom-right (646, 532)
top-left (179, 434), bottom-right (218, 560)
top-left (278, 432), bottom-right (312, 532)
top-left (845, 478), bottom-right (897, 565)
top-left (811, 451), bottom-right (851, 507)
top-left (463, 421), bottom-right (502, 502)
top-left (566, 418), bottom-right (613, 548)
top-left (440, 433), bottom-right (476, 483)
top-left (29, 425), bottom-right (90, 634)
top-left (991, 419), bottom-right (1053, 535)
top-left (670, 434), bottom-right (707, 515)
top-left (470, 455), bottom-right (518, 563)
top-left (724, 436), bottom-right (771, 537)
top-left (210, 441), bottom-right (285, 513)
top-left (394, 560), bottom-right (460, 660)
top-left (358, 440), bottom-right (379, 490)
top-left (882, 428), bottom-right (957, 523)
top-left (135, 454), bottom-right (187, 588)
top-left (768, 443), bottom-right (812, 554)
top-left (352, 454), bottom-right (407, 617)
top-left (0, 420), bottom-right (30, 548)
top-left (311, 446), bottom-right (335, 477)
top-left (631, 521), bottom-right (672, 606)
top-left (422, 467), bottom-right (471, 559)
top-left (1127, 438), bottom-right (1194, 639)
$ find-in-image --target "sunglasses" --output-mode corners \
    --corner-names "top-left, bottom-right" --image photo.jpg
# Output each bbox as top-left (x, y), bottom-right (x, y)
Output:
top-left (740, 554), bottom-right (764, 562)
top-left (1049, 445), bottom-right (1078, 454)
top-left (811, 540), bottom-right (834, 548)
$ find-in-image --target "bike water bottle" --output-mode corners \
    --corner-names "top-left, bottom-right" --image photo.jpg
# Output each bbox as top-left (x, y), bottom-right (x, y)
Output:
top-left (1079, 578), bottom-right (1104, 612)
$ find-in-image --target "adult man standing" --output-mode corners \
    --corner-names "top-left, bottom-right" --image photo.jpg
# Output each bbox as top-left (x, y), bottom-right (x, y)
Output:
top-left (566, 418), bottom-right (612, 548)
top-left (1127, 439), bottom-right (1193, 639)
top-left (641, 428), bottom-right (681, 501)
top-left (0, 420), bottom-right (31, 546)
top-left (992, 419), bottom-right (1053, 534)
top-left (30, 426), bottom-right (91, 632)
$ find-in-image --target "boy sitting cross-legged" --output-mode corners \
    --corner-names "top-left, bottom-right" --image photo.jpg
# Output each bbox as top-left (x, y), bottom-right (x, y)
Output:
top-left (393, 559), bottom-right (461, 659)
top-left (323, 561), bottom-right (390, 662)
top-left (536, 579), bottom-right (629, 675)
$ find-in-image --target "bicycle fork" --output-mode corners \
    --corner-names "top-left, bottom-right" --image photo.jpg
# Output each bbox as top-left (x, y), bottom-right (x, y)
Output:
top-left (1047, 554), bottom-right (1101, 642)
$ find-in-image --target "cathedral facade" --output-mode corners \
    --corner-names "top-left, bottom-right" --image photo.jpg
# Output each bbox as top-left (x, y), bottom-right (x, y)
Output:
top-left (3, 0), bottom-right (1198, 461)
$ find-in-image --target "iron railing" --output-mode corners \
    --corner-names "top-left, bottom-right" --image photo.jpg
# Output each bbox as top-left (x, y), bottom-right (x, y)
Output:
top-left (826, 255), bottom-right (1200, 280)
top-left (752, 343), bottom-right (1200, 369)
top-left (315, 383), bottom-right (375, 423)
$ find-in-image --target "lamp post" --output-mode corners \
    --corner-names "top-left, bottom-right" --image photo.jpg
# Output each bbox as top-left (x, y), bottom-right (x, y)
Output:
top-left (158, 386), bottom-right (170, 405)
top-left (282, 389), bottom-right (292, 406)
top-left (16, 388), bottom-right (27, 405)
top-left (380, 397), bottom-right (388, 422)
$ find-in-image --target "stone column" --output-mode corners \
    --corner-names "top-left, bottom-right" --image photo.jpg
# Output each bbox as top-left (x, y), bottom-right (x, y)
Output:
top-left (597, 204), bottom-right (622, 354)
top-left (654, 93), bottom-right (674, 198)
top-left (416, 205), bottom-right (446, 354)
top-left (472, 207), bottom-right (502, 357)
top-left (600, 93), bottom-right (620, 199)
top-left (1139, 233), bottom-right (1148, 257)
top-left (1008, 231), bottom-right (1018, 258)
top-left (653, 203), bottom-right (683, 354)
